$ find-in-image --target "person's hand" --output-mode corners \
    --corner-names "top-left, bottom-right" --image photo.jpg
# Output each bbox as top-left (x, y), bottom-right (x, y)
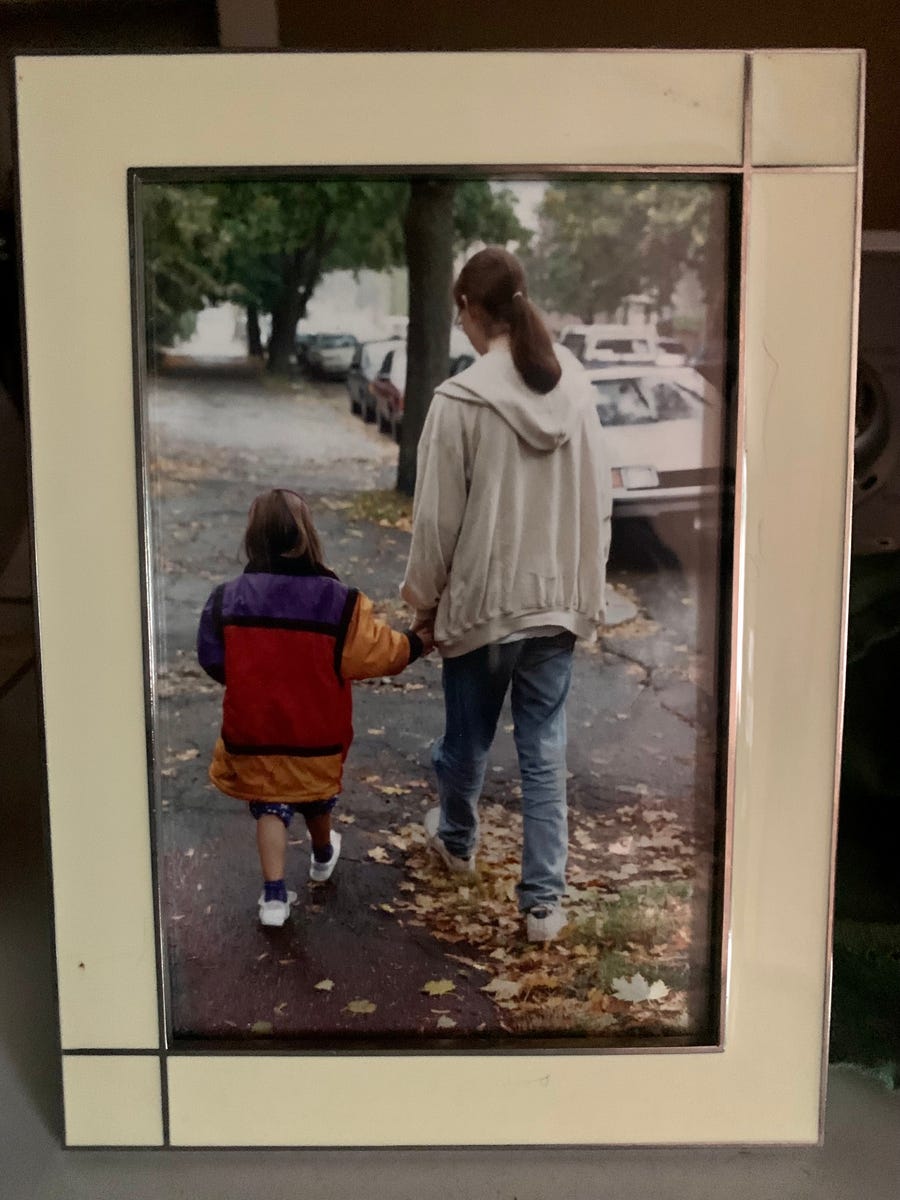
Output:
top-left (411, 611), bottom-right (435, 635)
top-left (415, 624), bottom-right (435, 656)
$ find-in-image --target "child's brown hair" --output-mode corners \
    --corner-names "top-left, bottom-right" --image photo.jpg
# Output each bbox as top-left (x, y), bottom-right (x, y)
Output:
top-left (242, 489), bottom-right (326, 572)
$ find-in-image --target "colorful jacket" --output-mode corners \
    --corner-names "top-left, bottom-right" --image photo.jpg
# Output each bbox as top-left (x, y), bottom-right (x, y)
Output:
top-left (197, 561), bottom-right (421, 803)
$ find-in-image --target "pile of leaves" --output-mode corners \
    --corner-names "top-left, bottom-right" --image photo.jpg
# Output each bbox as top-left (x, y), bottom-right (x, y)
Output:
top-left (380, 800), bottom-right (702, 1038)
top-left (319, 490), bottom-right (413, 532)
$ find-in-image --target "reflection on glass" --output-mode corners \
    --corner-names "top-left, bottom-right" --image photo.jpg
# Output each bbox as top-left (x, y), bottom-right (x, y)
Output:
top-left (136, 174), bottom-right (733, 1048)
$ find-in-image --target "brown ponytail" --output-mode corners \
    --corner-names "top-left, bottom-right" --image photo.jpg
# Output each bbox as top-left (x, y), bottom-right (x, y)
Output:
top-left (453, 246), bottom-right (561, 395)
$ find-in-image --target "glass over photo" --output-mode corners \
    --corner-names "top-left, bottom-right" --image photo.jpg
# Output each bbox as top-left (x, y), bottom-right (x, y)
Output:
top-left (135, 173), bottom-right (735, 1048)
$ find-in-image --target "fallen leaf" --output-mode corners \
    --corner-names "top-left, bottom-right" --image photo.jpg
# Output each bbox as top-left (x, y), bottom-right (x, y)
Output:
top-left (278, 958), bottom-right (296, 965)
top-left (422, 979), bottom-right (456, 996)
top-left (345, 999), bottom-right (377, 1014)
top-left (379, 903), bottom-right (396, 914)
top-left (436, 1016), bottom-right (457, 1030)
top-left (250, 1021), bottom-right (273, 1035)
top-left (256, 953), bottom-right (269, 962)
top-left (174, 748), bottom-right (200, 761)
top-left (337, 814), bottom-right (356, 824)
top-left (611, 974), bottom-right (670, 1003)
top-left (274, 1002), bottom-right (287, 1015)
top-left (314, 979), bottom-right (334, 991)
top-left (608, 838), bottom-right (633, 855)
top-left (375, 785), bottom-right (411, 796)
top-left (367, 846), bottom-right (390, 863)
top-left (367, 728), bottom-right (385, 736)
top-left (481, 977), bottom-right (522, 1001)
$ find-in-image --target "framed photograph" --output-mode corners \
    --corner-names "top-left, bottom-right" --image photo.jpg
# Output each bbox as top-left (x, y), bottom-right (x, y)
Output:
top-left (15, 48), bottom-right (862, 1147)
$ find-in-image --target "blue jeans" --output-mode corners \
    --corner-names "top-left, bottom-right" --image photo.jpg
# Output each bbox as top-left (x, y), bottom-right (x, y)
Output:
top-left (432, 631), bottom-right (575, 911)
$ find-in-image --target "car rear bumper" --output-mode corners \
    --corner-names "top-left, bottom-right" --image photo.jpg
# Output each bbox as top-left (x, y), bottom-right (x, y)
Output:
top-left (612, 483), bottom-right (723, 522)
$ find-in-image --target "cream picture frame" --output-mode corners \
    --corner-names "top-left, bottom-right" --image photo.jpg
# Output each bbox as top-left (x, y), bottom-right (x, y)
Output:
top-left (15, 48), bottom-right (862, 1147)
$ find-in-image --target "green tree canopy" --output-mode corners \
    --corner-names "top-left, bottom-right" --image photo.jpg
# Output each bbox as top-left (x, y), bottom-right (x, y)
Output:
top-left (141, 177), bottom-right (526, 373)
top-left (521, 180), bottom-right (718, 324)
top-left (141, 185), bottom-right (225, 352)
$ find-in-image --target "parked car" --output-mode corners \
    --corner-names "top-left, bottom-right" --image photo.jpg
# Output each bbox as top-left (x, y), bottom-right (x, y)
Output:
top-left (655, 337), bottom-right (689, 366)
top-left (371, 346), bottom-right (407, 441)
top-left (588, 365), bottom-right (724, 520)
top-left (372, 339), bottom-right (477, 443)
top-left (346, 339), bottom-right (399, 422)
top-left (294, 332), bottom-right (316, 371)
top-left (306, 333), bottom-right (358, 379)
top-left (560, 323), bottom-right (659, 366)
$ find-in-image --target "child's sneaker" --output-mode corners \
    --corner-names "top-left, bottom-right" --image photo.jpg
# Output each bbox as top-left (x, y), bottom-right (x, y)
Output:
top-left (423, 807), bottom-right (476, 875)
top-left (526, 904), bottom-right (567, 943)
top-left (257, 890), bottom-right (297, 928)
top-left (309, 830), bottom-right (342, 883)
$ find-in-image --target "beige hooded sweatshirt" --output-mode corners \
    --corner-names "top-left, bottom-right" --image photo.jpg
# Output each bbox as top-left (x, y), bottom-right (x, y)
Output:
top-left (401, 342), bottom-right (612, 658)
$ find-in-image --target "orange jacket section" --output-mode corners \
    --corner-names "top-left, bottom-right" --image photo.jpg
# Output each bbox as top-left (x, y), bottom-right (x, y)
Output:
top-left (340, 592), bottom-right (412, 680)
top-left (209, 739), bottom-right (344, 803)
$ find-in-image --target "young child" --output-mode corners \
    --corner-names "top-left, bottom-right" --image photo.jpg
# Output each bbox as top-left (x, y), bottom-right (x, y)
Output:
top-left (197, 487), bottom-right (431, 927)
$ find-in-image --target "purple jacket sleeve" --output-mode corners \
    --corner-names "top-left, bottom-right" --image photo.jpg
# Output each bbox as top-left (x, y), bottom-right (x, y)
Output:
top-left (197, 584), bottom-right (226, 685)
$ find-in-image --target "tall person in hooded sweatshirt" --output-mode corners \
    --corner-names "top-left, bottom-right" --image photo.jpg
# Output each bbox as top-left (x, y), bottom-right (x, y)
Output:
top-left (401, 246), bottom-right (613, 943)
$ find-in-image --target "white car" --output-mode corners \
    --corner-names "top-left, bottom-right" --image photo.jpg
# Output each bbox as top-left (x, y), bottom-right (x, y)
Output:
top-left (655, 337), bottom-right (690, 367)
top-left (588, 365), bottom-right (725, 520)
top-left (560, 323), bottom-right (659, 366)
top-left (306, 333), bottom-right (358, 379)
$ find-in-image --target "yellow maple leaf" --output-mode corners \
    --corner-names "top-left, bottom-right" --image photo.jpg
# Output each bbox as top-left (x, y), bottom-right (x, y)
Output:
top-left (314, 979), bottom-right (334, 991)
top-left (421, 979), bottom-right (456, 996)
top-left (367, 846), bottom-right (390, 863)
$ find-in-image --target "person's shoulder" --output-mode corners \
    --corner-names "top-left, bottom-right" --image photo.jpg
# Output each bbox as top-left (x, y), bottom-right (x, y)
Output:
top-left (553, 342), bottom-right (587, 379)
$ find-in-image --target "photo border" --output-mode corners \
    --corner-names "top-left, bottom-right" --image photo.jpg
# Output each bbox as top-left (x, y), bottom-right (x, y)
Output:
top-left (14, 48), bottom-right (863, 1147)
top-left (131, 162), bottom-right (739, 1058)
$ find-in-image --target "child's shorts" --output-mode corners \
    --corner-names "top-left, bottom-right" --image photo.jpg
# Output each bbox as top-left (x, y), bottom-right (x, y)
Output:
top-left (249, 798), bottom-right (338, 827)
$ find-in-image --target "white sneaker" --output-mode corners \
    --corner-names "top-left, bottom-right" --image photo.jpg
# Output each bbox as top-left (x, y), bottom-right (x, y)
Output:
top-left (257, 890), bottom-right (298, 928)
top-left (423, 807), bottom-right (476, 875)
top-left (526, 904), bottom-right (567, 943)
top-left (309, 831), bottom-right (342, 883)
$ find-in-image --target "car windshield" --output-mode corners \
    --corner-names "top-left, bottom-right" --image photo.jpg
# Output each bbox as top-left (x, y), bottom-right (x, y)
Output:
top-left (593, 377), bottom-right (706, 426)
top-left (319, 334), bottom-right (356, 348)
top-left (562, 333), bottom-right (586, 359)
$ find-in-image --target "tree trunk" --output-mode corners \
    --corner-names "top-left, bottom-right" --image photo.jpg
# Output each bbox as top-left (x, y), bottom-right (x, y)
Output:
top-left (267, 289), bottom-right (305, 374)
top-left (246, 302), bottom-right (263, 358)
top-left (397, 180), bottom-right (455, 496)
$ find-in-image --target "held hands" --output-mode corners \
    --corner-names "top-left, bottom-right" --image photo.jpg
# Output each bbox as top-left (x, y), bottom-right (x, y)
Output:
top-left (416, 624), bottom-right (435, 656)
top-left (412, 612), bottom-right (436, 656)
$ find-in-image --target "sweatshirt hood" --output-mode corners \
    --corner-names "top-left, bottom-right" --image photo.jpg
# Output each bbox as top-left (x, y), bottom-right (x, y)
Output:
top-left (434, 343), bottom-right (590, 451)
